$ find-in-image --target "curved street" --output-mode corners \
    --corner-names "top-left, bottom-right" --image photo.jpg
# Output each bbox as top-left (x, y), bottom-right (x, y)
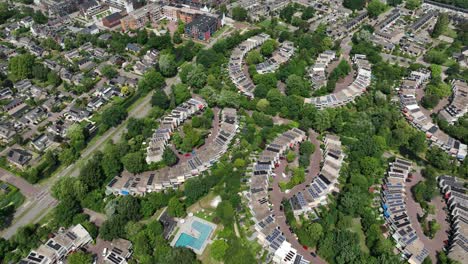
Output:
top-left (405, 170), bottom-right (449, 263)
top-left (269, 130), bottom-right (327, 264)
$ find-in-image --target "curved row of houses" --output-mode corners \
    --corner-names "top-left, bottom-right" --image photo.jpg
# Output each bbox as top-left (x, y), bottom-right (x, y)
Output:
top-left (228, 33), bottom-right (271, 98)
top-left (304, 54), bottom-right (372, 109)
top-left (106, 108), bottom-right (239, 195)
top-left (381, 158), bottom-right (430, 264)
top-left (289, 135), bottom-right (344, 216)
top-left (255, 41), bottom-right (295, 74)
top-left (247, 128), bottom-right (310, 264)
top-left (307, 50), bottom-right (337, 89)
top-left (438, 175), bottom-right (468, 264)
top-left (146, 98), bottom-right (207, 164)
top-left (398, 71), bottom-right (467, 160)
top-left (438, 80), bottom-right (468, 125)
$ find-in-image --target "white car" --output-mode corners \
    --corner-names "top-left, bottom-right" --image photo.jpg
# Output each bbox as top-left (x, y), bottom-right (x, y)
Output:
top-left (102, 248), bottom-right (108, 257)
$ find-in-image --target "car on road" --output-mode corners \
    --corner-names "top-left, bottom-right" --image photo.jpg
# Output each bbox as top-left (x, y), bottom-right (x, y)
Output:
top-left (310, 252), bottom-right (317, 257)
top-left (102, 248), bottom-right (107, 257)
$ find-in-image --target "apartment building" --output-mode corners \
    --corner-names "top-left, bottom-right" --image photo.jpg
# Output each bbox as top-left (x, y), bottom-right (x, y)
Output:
top-left (121, 3), bottom-right (162, 31)
top-left (184, 14), bottom-right (221, 41)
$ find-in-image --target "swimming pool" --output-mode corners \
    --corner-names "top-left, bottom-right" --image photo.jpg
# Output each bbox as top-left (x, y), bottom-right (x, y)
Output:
top-left (174, 220), bottom-right (213, 250)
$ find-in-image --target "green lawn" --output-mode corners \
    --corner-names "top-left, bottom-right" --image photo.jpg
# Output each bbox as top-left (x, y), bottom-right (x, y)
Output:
top-left (0, 182), bottom-right (25, 209)
top-left (348, 218), bottom-right (370, 254)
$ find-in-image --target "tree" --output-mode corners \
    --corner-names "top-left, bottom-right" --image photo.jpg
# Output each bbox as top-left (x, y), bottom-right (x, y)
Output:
top-left (211, 240), bottom-right (228, 261)
top-left (139, 69), bottom-right (166, 93)
top-left (343, 0), bottom-right (366, 10)
top-left (246, 50), bottom-right (263, 65)
top-left (167, 197), bottom-right (185, 217)
top-left (52, 177), bottom-right (87, 201)
top-left (151, 90), bottom-right (170, 109)
top-left (8, 53), bottom-right (35, 79)
top-left (32, 64), bottom-right (49, 81)
top-left (256, 99), bottom-right (270, 112)
top-left (421, 94), bottom-right (440, 109)
top-left (426, 147), bottom-right (451, 170)
top-left (232, 7), bottom-right (248, 21)
top-left (116, 196), bottom-right (141, 221)
top-left (300, 222), bottom-right (323, 247)
top-left (79, 155), bottom-right (104, 189)
top-left (260, 39), bottom-right (278, 57)
top-left (162, 148), bottom-right (178, 166)
top-left (158, 54), bottom-right (177, 77)
top-left (54, 197), bottom-right (82, 227)
top-left (301, 6), bottom-right (315, 20)
top-left (160, 247), bottom-right (199, 264)
top-left (216, 201), bottom-right (234, 225)
top-left (431, 13), bottom-right (449, 38)
top-left (122, 152), bottom-right (146, 174)
top-left (67, 252), bottom-right (93, 264)
top-left (367, 0), bottom-right (387, 18)
top-left (406, 0), bottom-right (421, 10)
top-left (280, 4), bottom-right (295, 23)
top-left (180, 64), bottom-right (207, 89)
top-left (101, 143), bottom-right (124, 178)
top-left (101, 65), bottom-right (118, 79)
top-left (285, 74), bottom-right (308, 97)
top-left (101, 105), bottom-right (127, 127)
top-left (173, 31), bottom-right (183, 44)
top-left (173, 83), bottom-right (191, 105)
top-left (67, 124), bottom-right (86, 152)
top-left (196, 49), bottom-right (221, 68)
top-left (100, 215), bottom-right (126, 241)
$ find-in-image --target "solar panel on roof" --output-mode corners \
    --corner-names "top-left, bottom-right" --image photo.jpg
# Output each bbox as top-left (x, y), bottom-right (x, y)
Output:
top-left (108, 178), bottom-right (118, 187)
top-left (66, 231), bottom-right (77, 240)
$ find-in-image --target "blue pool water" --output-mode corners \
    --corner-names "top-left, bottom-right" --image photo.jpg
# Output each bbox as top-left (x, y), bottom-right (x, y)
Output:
top-left (175, 221), bottom-right (213, 250)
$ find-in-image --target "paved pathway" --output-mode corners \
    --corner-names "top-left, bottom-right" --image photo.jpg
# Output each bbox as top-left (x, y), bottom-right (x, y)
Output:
top-left (269, 130), bottom-right (327, 264)
top-left (404, 170), bottom-right (449, 263)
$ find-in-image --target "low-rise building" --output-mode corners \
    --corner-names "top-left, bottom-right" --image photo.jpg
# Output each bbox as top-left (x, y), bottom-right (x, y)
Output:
top-left (305, 54), bottom-right (371, 109)
top-left (103, 239), bottom-right (133, 264)
top-left (439, 80), bottom-right (468, 124)
top-left (228, 33), bottom-right (270, 97)
top-left (381, 158), bottom-right (430, 264)
top-left (438, 175), bottom-right (468, 264)
top-left (7, 148), bottom-right (32, 168)
top-left (107, 107), bottom-right (238, 194)
top-left (20, 224), bottom-right (92, 264)
top-left (256, 41), bottom-right (295, 74)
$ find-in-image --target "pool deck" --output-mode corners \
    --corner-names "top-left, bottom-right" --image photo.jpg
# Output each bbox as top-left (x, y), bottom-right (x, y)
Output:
top-left (170, 215), bottom-right (217, 255)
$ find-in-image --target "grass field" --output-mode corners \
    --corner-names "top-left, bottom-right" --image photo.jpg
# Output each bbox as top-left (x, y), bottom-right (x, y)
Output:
top-left (349, 218), bottom-right (370, 254)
